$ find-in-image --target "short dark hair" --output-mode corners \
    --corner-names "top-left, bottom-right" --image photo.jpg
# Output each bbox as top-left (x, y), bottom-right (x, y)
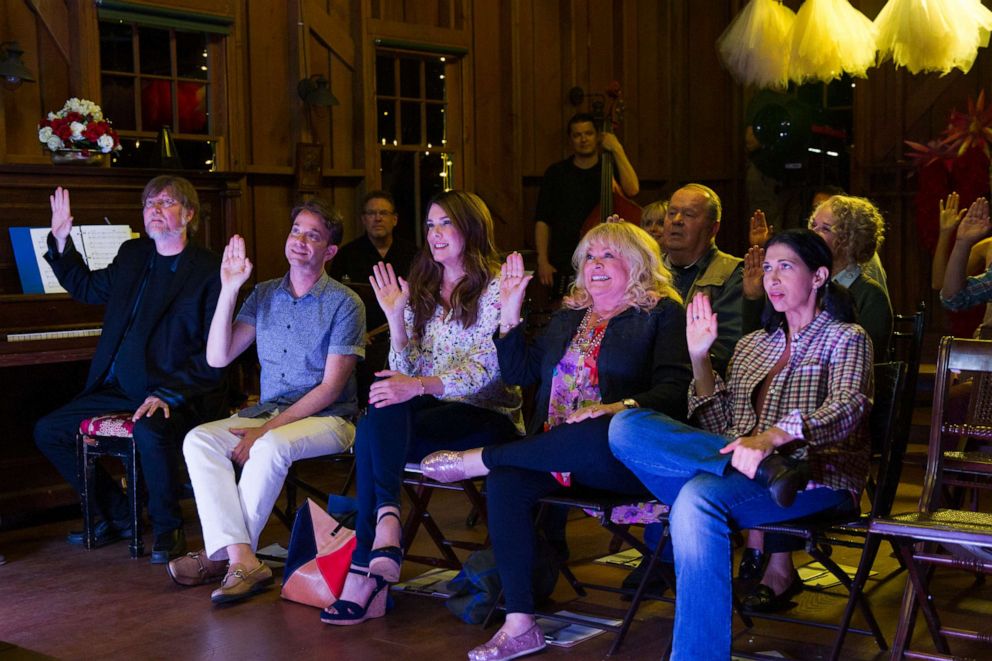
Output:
top-left (142, 175), bottom-right (200, 234)
top-left (361, 190), bottom-right (396, 212)
top-left (567, 112), bottom-right (599, 135)
top-left (290, 198), bottom-right (344, 246)
top-left (761, 228), bottom-right (855, 333)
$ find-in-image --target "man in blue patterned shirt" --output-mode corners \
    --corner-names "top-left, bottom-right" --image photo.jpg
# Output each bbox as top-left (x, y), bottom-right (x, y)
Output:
top-left (169, 198), bottom-right (365, 604)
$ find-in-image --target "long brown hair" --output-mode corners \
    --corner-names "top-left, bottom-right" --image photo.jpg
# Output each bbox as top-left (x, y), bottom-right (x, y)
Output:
top-left (407, 190), bottom-right (500, 339)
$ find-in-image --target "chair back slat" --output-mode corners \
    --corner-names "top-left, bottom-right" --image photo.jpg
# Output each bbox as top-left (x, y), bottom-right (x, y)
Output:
top-left (923, 336), bottom-right (992, 513)
top-left (889, 302), bottom-right (926, 436)
top-left (869, 361), bottom-right (908, 518)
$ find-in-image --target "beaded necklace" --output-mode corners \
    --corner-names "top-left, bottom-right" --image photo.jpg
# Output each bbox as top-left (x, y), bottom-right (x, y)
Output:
top-left (574, 307), bottom-right (613, 358)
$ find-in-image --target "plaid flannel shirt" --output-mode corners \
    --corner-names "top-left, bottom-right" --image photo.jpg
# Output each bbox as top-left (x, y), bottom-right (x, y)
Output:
top-left (687, 310), bottom-right (873, 495)
top-left (941, 265), bottom-right (992, 311)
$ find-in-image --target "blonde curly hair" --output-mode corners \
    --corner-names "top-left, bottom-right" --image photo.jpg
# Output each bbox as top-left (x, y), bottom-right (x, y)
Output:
top-left (564, 221), bottom-right (681, 312)
top-left (812, 195), bottom-right (885, 265)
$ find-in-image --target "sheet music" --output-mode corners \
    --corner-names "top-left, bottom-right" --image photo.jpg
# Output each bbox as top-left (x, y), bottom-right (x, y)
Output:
top-left (77, 225), bottom-right (134, 270)
top-left (26, 227), bottom-right (83, 294)
top-left (17, 226), bottom-right (134, 294)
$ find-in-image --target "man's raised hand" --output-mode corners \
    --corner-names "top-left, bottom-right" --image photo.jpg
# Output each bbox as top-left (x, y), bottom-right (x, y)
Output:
top-left (49, 187), bottom-right (74, 252)
top-left (221, 234), bottom-right (253, 291)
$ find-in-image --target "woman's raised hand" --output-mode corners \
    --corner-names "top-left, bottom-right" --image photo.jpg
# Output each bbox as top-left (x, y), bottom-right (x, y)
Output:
top-left (957, 197), bottom-right (991, 247)
top-left (499, 252), bottom-right (532, 319)
top-left (370, 261), bottom-right (409, 319)
top-left (938, 192), bottom-right (964, 234)
top-left (49, 187), bottom-right (74, 246)
top-left (220, 234), bottom-right (253, 291)
top-left (742, 245), bottom-right (765, 300)
top-left (686, 292), bottom-right (718, 361)
top-left (748, 209), bottom-right (772, 248)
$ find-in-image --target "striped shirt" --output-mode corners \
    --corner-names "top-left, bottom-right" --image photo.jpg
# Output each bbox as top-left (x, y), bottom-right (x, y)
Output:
top-left (687, 310), bottom-right (873, 495)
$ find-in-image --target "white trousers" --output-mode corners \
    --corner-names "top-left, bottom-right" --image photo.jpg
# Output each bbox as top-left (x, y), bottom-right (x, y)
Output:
top-left (183, 411), bottom-right (354, 561)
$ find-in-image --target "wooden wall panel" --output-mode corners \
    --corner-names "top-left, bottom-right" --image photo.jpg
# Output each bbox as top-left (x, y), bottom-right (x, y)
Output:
top-left (525, 0), bottom-right (564, 176)
top-left (470, 0), bottom-right (520, 250)
top-left (245, 0), bottom-right (294, 168)
top-left (1, 0), bottom-right (72, 163)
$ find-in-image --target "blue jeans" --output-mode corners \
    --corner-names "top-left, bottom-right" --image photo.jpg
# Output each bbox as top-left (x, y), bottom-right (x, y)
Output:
top-left (352, 395), bottom-right (517, 567)
top-left (609, 409), bottom-right (854, 661)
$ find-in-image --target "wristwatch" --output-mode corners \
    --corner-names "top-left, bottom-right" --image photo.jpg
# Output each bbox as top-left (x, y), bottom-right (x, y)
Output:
top-left (621, 398), bottom-right (638, 409)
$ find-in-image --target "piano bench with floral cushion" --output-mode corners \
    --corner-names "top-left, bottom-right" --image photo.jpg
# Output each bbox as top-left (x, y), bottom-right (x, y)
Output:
top-left (76, 413), bottom-right (143, 558)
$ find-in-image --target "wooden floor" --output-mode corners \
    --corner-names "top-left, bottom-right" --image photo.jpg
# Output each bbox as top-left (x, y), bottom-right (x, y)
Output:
top-left (1, 462), bottom-right (990, 661)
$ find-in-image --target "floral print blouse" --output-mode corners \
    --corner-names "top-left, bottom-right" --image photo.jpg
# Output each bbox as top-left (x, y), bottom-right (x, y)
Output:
top-left (545, 316), bottom-right (607, 485)
top-left (389, 278), bottom-right (524, 434)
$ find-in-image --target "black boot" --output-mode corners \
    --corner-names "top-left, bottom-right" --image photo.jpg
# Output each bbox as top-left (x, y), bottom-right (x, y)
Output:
top-left (754, 454), bottom-right (810, 508)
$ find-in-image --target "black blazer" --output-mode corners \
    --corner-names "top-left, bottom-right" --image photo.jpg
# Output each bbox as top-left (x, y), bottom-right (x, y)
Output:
top-left (46, 235), bottom-right (225, 410)
top-left (494, 297), bottom-right (692, 435)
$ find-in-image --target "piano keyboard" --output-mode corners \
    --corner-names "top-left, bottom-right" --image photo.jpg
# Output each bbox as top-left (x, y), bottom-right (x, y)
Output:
top-left (7, 327), bottom-right (103, 342)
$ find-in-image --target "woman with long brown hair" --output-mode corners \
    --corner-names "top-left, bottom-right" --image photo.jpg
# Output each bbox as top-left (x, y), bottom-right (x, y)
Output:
top-left (321, 190), bottom-right (523, 625)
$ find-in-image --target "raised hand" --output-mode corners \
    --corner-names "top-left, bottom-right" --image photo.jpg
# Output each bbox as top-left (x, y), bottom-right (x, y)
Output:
top-left (370, 261), bottom-right (409, 320)
top-left (499, 252), bottom-right (532, 322)
top-left (957, 197), bottom-right (991, 247)
top-left (938, 192), bottom-right (964, 234)
top-left (49, 187), bottom-right (74, 250)
top-left (742, 245), bottom-right (765, 300)
top-left (686, 292), bottom-right (718, 361)
top-left (220, 234), bottom-right (253, 292)
top-left (748, 209), bottom-right (772, 248)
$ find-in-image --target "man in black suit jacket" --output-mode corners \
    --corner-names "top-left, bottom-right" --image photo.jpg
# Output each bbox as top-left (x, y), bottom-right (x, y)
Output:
top-left (35, 176), bottom-right (225, 564)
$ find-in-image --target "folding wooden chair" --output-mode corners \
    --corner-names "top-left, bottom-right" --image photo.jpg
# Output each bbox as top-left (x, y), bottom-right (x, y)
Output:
top-left (839, 336), bottom-right (992, 660)
top-left (399, 463), bottom-right (490, 570)
top-left (476, 488), bottom-right (674, 656)
top-left (737, 360), bottom-right (908, 661)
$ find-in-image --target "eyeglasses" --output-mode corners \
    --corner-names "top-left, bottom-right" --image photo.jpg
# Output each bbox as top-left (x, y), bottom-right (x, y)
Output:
top-left (144, 197), bottom-right (180, 210)
top-left (363, 210), bottom-right (395, 218)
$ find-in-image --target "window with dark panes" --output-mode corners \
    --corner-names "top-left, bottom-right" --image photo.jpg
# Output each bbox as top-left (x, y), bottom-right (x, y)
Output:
top-left (376, 51), bottom-right (456, 246)
top-left (99, 16), bottom-right (223, 170)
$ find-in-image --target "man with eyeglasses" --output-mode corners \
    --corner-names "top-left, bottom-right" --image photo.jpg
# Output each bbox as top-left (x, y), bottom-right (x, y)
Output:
top-left (330, 190), bottom-right (417, 294)
top-left (35, 175), bottom-right (226, 565)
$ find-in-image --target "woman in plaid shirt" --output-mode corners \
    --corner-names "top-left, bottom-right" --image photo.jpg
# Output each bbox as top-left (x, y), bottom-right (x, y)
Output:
top-left (610, 228), bottom-right (872, 661)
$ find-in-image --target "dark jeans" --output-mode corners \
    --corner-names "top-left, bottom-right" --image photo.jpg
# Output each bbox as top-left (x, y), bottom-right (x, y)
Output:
top-left (34, 386), bottom-right (197, 534)
top-left (482, 416), bottom-right (649, 613)
top-left (352, 395), bottom-right (518, 567)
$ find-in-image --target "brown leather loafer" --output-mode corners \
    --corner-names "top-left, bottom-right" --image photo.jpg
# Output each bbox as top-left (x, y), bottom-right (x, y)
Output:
top-left (210, 562), bottom-right (274, 604)
top-left (167, 549), bottom-right (228, 587)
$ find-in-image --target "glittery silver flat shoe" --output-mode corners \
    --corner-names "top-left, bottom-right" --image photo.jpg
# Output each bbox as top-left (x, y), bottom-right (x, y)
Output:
top-left (467, 623), bottom-right (546, 661)
top-left (420, 450), bottom-right (482, 483)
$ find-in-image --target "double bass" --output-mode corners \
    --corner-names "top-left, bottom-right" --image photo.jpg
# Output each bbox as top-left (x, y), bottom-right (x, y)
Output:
top-left (580, 83), bottom-right (642, 235)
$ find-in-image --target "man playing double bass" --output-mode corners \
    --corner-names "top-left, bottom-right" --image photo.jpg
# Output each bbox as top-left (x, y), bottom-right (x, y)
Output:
top-left (535, 112), bottom-right (639, 296)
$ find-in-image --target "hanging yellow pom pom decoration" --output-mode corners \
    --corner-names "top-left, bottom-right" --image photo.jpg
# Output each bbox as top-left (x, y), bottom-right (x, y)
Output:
top-left (717, 0), bottom-right (797, 90)
top-left (788, 0), bottom-right (877, 83)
